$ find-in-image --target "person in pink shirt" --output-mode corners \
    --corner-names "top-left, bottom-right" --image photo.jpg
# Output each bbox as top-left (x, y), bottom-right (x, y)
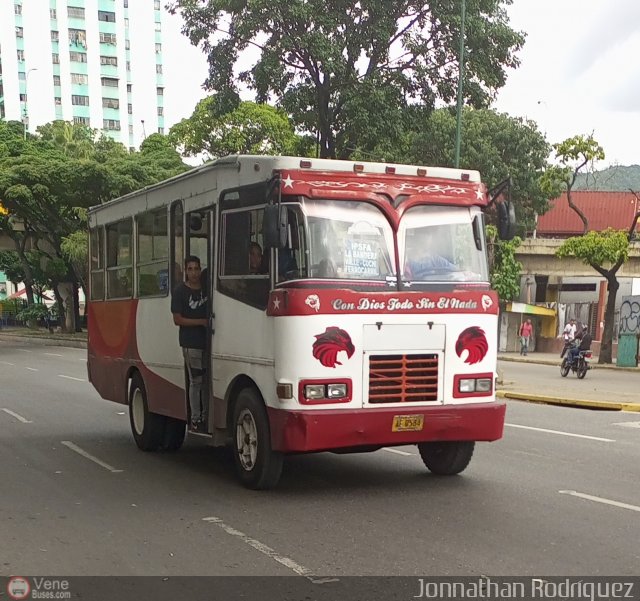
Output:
top-left (519, 319), bottom-right (533, 356)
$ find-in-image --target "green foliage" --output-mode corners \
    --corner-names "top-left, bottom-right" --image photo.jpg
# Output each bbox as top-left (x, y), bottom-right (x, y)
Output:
top-left (574, 165), bottom-right (640, 191)
top-left (556, 229), bottom-right (630, 267)
top-left (486, 224), bottom-right (522, 301)
top-left (169, 0), bottom-right (524, 158)
top-left (16, 302), bottom-right (51, 323)
top-left (407, 107), bottom-right (551, 228)
top-left (169, 98), bottom-right (302, 159)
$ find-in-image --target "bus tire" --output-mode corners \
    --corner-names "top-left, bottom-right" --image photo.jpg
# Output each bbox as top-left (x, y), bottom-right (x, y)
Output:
top-left (129, 372), bottom-right (164, 452)
top-left (232, 388), bottom-right (283, 490)
top-left (417, 441), bottom-right (475, 475)
top-left (163, 416), bottom-right (186, 452)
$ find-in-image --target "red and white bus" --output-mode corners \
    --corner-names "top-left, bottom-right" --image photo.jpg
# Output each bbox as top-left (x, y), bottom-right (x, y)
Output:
top-left (87, 155), bottom-right (513, 489)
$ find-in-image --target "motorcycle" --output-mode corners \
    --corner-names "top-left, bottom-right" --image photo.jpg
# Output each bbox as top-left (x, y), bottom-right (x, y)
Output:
top-left (560, 349), bottom-right (592, 379)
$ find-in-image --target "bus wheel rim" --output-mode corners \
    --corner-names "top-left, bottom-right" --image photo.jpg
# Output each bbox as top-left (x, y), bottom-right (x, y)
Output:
top-left (236, 408), bottom-right (258, 471)
top-left (132, 389), bottom-right (145, 435)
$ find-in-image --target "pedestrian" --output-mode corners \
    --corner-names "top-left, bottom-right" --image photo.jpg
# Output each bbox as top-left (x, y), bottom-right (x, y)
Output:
top-left (171, 255), bottom-right (208, 431)
top-left (519, 318), bottom-right (533, 356)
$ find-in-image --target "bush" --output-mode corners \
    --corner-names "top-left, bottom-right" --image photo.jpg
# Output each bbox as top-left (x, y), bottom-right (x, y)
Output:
top-left (16, 303), bottom-right (51, 323)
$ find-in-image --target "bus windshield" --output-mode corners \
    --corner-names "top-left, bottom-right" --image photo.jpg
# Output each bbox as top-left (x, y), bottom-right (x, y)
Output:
top-left (399, 206), bottom-right (489, 283)
top-left (297, 199), bottom-right (396, 281)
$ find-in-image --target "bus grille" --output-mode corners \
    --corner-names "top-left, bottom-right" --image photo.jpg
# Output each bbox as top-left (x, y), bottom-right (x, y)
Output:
top-left (368, 354), bottom-right (439, 403)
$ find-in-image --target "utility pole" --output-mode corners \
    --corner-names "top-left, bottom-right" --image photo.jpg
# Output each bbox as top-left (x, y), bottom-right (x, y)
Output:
top-left (23, 68), bottom-right (38, 140)
top-left (454, 0), bottom-right (466, 168)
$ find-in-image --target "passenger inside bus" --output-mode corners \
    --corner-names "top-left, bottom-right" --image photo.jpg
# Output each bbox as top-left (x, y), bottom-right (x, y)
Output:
top-left (404, 232), bottom-right (457, 279)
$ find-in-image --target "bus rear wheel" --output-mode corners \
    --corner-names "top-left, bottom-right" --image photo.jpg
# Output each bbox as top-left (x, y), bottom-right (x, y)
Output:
top-left (417, 441), bottom-right (475, 475)
top-left (129, 372), bottom-right (165, 452)
top-left (232, 388), bottom-right (283, 490)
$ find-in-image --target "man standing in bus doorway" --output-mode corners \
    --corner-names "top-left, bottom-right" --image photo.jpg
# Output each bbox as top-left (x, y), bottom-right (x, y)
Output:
top-left (171, 255), bottom-right (208, 431)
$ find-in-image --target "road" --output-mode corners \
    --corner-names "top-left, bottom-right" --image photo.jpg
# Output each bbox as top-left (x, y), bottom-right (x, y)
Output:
top-left (499, 358), bottom-right (640, 403)
top-left (1, 340), bottom-right (639, 580)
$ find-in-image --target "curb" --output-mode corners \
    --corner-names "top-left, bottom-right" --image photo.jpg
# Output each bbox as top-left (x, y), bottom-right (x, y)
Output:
top-left (498, 355), bottom-right (640, 373)
top-left (0, 333), bottom-right (87, 349)
top-left (496, 390), bottom-right (640, 412)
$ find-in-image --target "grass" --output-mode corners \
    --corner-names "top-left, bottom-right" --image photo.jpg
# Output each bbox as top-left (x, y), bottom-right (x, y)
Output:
top-left (0, 327), bottom-right (87, 340)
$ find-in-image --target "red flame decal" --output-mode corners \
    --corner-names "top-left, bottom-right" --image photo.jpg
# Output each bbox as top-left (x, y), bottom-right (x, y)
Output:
top-left (455, 326), bottom-right (489, 365)
top-left (312, 327), bottom-right (355, 368)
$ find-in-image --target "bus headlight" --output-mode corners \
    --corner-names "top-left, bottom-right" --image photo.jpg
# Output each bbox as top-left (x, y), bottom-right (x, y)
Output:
top-left (303, 384), bottom-right (326, 399)
top-left (299, 380), bottom-right (352, 404)
top-left (327, 383), bottom-right (348, 398)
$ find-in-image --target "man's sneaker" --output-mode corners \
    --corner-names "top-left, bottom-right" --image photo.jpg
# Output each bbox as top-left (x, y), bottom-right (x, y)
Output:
top-left (190, 417), bottom-right (204, 432)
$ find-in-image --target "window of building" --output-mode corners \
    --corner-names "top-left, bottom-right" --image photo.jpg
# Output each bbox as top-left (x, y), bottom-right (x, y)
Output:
top-left (106, 219), bottom-right (133, 299)
top-left (73, 116), bottom-right (91, 125)
top-left (52, 53), bottom-right (60, 64)
top-left (157, 127), bottom-right (164, 135)
top-left (15, 4), bottom-right (22, 15)
top-left (157, 107), bottom-right (163, 116)
top-left (71, 73), bottom-right (88, 84)
top-left (16, 27), bottom-right (24, 38)
top-left (103, 119), bottom-right (121, 130)
top-left (137, 208), bottom-right (169, 297)
top-left (100, 56), bottom-right (118, 66)
top-left (51, 30), bottom-right (59, 41)
top-left (156, 87), bottom-right (164, 96)
top-left (123, 0), bottom-right (128, 7)
top-left (155, 64), bottom-right (162, 74)
top-left (98, 10), bottom-right (116, 22)
top-left (126, 61), bottom-right (131, 71)
top-left (50, 8), bottom-right (57, 19)
top-left (53, 75), bottom-right (61, 86)
top-left (99, 32), bottom-right (117, 44)
top-left (127, 84), bottom-right (132, 93)
top-left (125, 39), bottom-right (130, 50)
top-left (69, 29), bottom-right (87, 48)
top-left (154, 22), bottom-right (162, 32)
top-left (127, 103), bottom-right (132, 114)
top-left (55, 97), bottom-right (62, 105)
top-left (90, 227), bottom-right (105, 300)
top-left (70, 51), bottom-right (88, 63)
top-left (17, 50), bottom-right (25, 62)
top-left (18, 72), bottom-right (26, 81)
top-left (102, 98), bottom-right (119, 109)
top-left (101, 77), bottom-right (119, 87)
top-left (19, 93), bottom-right (27, 102)
top-left (124, 18), bottom-right (129, 28)
top-left (68, 6), bottom-right (85, 19)
top-left (155, 43), bottom-right (162, 54)
top-left (129, 125), bottom-right (134, 134)
top-left (72, 95), bottom-right (89, 106)
top-left (154, 0), bottom-right (161, 9)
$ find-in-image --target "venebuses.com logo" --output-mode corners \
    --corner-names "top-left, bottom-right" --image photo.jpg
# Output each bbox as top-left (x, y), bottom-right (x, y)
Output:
top-left (6, 576), bottom-right (71, 600)
top-left (7, 577), bottom-right (30, 600)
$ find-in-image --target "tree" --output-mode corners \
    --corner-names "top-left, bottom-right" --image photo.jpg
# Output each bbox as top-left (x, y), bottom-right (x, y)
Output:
top-left (170, 98), bottom-right (301, 160)
top-left (407, 107), bottom-right (551, 229)
top-left (540, 135), bottom-right (632, 365)
top-left (169, 0), bottom-right (525, 159)
top-left (486, 224), bottom-right (522, 302)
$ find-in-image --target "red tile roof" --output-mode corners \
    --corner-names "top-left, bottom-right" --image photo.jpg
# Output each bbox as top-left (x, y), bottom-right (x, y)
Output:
top-left (536, 191), bottom-right (640, 236)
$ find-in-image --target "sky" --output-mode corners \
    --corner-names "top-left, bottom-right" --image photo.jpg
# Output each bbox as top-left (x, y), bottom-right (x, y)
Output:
top-left (162, 0), bottom-right (640, 167)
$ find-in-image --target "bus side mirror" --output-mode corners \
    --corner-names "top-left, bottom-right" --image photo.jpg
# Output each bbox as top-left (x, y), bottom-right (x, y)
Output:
top-left (263, 205), bottom-right (288, 249)
top-left (497, 201), bottom-right (517, 240)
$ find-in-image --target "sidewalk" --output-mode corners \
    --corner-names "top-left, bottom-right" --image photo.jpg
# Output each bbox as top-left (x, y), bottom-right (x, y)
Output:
top-left (0, 327), bottom-right (87, 349)
top-left (498, 352), bottom-right (640, 413)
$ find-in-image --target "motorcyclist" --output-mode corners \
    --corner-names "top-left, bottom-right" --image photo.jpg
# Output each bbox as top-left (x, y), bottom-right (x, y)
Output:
top-left (560, 318), bottom-right (576, 357)
top-left (567, 326), bottom-right (592, 365)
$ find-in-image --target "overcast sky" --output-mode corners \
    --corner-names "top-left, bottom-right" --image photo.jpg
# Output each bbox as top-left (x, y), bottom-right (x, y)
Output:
top-left (162, 0), bottom-right (640, 167)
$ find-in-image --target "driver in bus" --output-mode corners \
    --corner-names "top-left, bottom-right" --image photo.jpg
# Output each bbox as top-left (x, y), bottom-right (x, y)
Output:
top-left (171, 255), bottom-right (208, 431)
top-left (404, 232), bottom-right (457, 279)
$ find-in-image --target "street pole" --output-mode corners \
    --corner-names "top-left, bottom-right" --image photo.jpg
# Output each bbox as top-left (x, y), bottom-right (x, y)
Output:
top-left (454, 0), bottom-right (466, 168)
top-left (23, 67), bottom-right (38, 140)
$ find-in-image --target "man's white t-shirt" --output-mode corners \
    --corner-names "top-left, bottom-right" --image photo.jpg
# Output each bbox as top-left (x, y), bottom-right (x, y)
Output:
top-left (563, 323), bottom-right (576, 341)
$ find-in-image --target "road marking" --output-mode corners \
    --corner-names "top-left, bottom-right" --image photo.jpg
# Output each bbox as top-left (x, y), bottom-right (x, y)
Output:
top-left (25, 367), bottom-right (38, 372)
top-left (559, 490), bottom-right (640, 513)
top-left (58, 374), bottom-right (86, 382)
top-left (202, 516), bottom-right (337, 583)
top-left (0, 361), bottom-right (15, 366)
top-left (61, 441), bottom-right (123, 473)
top-left (505, 423), bottom-right (615, 442)
top-left (382, 447), bottom-right (413, 456)
top-left (612, 421), bottom-right (640, 428)
top-left (1, 408), bottom-right (33, 423)
top-left (16, 349), bottom-right (32, 353)
top-left (45, 353), bottom-right (63, 357)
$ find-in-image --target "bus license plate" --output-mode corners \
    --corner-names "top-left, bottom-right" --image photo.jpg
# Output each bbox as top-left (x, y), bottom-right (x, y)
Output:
top-left (392, 414), bottom-right (424, 432)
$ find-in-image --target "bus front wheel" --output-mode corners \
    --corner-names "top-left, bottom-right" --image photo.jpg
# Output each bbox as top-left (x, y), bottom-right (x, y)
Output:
top-left (232, 388), bottom-right (283, 490)
top-left (417, 441), bottom-right (475, 475)
top-left (129, 372), bottom-right (165, 452)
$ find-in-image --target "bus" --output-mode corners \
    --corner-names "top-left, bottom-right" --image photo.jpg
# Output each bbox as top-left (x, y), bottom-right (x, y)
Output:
top-left (87, 155), bottom-right (515, 489)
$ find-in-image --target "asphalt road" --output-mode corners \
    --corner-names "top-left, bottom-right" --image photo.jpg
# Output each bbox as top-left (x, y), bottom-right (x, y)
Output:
top-left (1, 341), bottom-right (639, 579)
top-left (499, 359), bottom-right (640, 403)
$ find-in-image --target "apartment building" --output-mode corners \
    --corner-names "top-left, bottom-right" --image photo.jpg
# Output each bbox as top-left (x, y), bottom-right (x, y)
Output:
top-left (0, 0), bottom-right (165, 149)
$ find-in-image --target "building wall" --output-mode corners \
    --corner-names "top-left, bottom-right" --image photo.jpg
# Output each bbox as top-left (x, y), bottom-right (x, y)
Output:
top-left (0, 0), bottom-right (164, 148)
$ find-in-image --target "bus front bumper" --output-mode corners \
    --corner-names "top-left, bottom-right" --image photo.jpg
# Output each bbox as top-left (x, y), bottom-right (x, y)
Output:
top-left (267, 401), bottom-right (506, 453)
